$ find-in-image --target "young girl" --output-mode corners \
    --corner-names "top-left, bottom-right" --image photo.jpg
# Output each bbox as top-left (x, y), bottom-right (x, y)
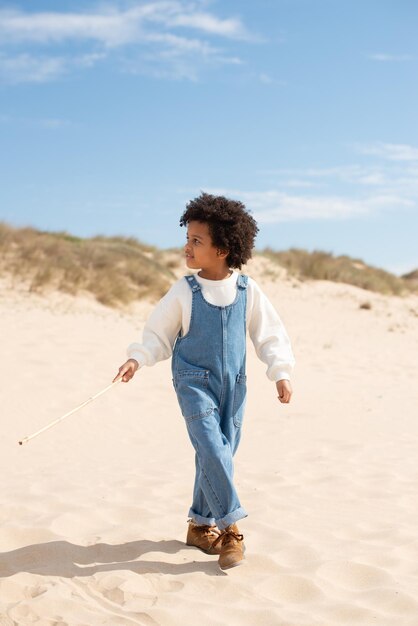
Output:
top-left (114, 193), bottom-right (295, 570)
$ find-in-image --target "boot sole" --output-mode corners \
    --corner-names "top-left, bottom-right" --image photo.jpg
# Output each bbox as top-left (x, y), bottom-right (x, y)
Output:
top-left (218, 543), bottom-right (246, 569)
top-left (219, 557), bottom-right (246, 570)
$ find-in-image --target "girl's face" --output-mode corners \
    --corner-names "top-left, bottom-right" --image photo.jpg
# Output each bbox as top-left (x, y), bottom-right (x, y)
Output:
top-left (184, 221), bottom-right (228, 273)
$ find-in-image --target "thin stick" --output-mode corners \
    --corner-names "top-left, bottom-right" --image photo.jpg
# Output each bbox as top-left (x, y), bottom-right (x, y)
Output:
top-left (18, 378), bottom-right (123, 446)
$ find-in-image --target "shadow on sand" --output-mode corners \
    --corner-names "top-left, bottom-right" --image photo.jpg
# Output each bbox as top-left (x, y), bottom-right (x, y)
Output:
top-left (0, 539), bottom-right (226, 578)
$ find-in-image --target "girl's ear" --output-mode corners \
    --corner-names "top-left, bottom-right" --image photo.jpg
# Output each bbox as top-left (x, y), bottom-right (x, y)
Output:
top-left (217, 249), bottom-right (228, 259)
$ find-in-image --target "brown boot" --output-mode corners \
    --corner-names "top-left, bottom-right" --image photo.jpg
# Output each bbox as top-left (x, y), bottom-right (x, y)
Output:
top-left (213, 523), bottom-right (245, 570)
top-left (186, 519), bottom-right (222, 555)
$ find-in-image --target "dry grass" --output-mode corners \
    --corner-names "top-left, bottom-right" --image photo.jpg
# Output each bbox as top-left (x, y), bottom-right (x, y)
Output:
top-left (402, 269), bottom-right (418, 291)
top-left (0, 222), bottom-right (174, 307)
top-left (2, 222), bottom-right (416, 306)
top-left (263, 248), bottom-right (416, 296)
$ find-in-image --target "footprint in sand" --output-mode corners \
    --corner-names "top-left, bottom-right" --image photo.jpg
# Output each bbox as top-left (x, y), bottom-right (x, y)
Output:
top-left (155, 579), bottom-right (184, 593)
top-left (92, 573), bottom-right (182, 610)
top-left (94, 573), bottom-right (126, 605)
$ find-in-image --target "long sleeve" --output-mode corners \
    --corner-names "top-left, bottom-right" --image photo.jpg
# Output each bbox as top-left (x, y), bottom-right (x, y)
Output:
top-left (247, 278), bottom-right (295, 381)
top-left (127, 280), bottom-right (184, 367)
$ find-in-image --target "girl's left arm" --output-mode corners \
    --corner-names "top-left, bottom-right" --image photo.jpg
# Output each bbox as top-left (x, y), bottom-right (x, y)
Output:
top-left (247, 278), bottom-right (295, 385)
top-left (276, 379), bottom-right (293, 404)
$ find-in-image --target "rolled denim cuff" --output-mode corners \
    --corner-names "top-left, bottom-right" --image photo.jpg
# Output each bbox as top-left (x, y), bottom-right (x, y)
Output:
top-left (188, 509), bottom-right (216, 527)
top-left (216, 506), bottom-right (248, 530)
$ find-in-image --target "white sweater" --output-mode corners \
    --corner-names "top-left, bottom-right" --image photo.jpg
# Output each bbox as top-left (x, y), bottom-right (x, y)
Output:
top-left (128, 271), bottom-right (295, 382)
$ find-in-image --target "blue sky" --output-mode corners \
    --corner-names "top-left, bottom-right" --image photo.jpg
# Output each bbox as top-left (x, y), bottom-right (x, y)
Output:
top-left (1, 1), bottom-right (417, 274)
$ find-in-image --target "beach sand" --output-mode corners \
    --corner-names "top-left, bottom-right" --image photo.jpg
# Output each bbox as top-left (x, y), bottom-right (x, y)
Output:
top-left (1, 262), bottom-right (417, 625)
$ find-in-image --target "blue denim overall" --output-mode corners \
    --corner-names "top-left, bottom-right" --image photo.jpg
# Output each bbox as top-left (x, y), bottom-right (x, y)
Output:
top-left (171, 273), bottom-right (248, 530)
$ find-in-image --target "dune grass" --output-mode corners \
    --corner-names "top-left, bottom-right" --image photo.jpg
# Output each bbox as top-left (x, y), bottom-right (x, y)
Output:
top-left (1, 223), bottom-right (415, 305)
top-left (263, 248), bottom-right (416, 295)
top-left (0, 222), bottom-right (174, 306)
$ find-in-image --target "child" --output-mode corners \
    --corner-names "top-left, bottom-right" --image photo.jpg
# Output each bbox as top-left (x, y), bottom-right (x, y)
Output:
top-left (114, 192), bottom-right (295, 570)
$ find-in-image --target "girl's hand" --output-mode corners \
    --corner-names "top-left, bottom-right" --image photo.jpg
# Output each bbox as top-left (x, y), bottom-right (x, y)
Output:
top-left (276, 379), bottom-right (292, 404)
top-left (113, 359), bottom-right (139, 383)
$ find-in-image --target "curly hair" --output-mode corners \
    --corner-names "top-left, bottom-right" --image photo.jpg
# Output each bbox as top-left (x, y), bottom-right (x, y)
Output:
top-left (179, 192), bottom-right (259, 269)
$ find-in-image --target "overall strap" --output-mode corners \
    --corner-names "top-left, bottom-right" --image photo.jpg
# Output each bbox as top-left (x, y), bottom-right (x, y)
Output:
top-left (184, 274), bottom-right (201, 292)
top-left (185, 272), bottom-right (247, 291)
top-left (237, 274), bottom-right (248, 290)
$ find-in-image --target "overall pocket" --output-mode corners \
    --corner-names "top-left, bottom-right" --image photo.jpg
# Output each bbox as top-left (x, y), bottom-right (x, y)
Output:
top-left (174, 367), bottom-right (214, 420)
top-left (232, 372), bottom-right (247, 427)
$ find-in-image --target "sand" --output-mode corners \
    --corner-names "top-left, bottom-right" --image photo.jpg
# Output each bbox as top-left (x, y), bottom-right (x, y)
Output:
top-left (1, 262), bottom-right (417, 626)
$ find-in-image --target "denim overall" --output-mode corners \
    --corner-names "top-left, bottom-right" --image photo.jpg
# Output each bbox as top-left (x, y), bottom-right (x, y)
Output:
top-left (172, 273), bottom-right (249, 530)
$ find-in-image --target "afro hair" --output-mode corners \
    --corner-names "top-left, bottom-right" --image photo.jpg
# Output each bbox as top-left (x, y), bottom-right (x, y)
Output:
top-left (179, 192), bottom-right (259, 269)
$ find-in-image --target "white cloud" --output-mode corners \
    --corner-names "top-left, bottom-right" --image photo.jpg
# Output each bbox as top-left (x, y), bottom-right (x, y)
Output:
top-left (0, 3), bottom-right (252, 82)
top-left (355, 172), bottom-right (387, 185)
top-left (207, 142), bottom-right (418, 224)
top-left (251, 193), bottom-right (371, 222)
top-left (143, 32), bottom-right (242, 63)
top-left (0, 52), bottom-right (67, 83)
top-left (261, 165), bottom-right (369, 182)
top-left (77, 51), bottom-right (107, 67)
top-left (121, 32), bottom-right (243, 81)
top-left (0, 50), bottom-right (106, 83)
top-left (207, 189), bottom-right (415, 224)
top-left (259, 165), bottom-right (389, 191)
top-left (260, 147), bottom-right (418, 196)
top-left (167, 11), bottom-right (249, 39)
top-left (0, 4), bottom-right (250, 47)
top-left (357, 142), bottom-right (418, 162)
top-left (207, 188), bottom-right (411, 222)
top-left (369, 53), bottom-right (413, 62)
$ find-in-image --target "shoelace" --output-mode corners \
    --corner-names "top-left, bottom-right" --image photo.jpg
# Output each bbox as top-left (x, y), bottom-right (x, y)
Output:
top-left (212, 528), bottom-right (244, 550)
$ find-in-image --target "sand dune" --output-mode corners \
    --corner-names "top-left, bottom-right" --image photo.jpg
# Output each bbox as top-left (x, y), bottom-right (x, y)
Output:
top-left (1, 261), bottom-right (417, 625)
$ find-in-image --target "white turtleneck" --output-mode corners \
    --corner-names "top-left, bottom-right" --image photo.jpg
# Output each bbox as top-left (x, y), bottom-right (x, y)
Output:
top-left (127, 271), bottom-right (295, 382)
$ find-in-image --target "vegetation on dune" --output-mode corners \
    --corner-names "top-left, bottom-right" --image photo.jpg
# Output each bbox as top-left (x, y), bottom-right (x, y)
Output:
top-left (262, 248), bottom-right (417, 296)
top-left (0, 222), bottom-right (416, 306)
top-left (0, 222), bottom-right (174, 307)
top-left (402, 268), bottom-right (418, 288)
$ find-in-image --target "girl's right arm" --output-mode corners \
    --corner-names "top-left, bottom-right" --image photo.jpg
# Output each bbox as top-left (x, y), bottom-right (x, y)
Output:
top-left (112, 279), bottom-right (186, 382)
top-left (113, 358), bottom-right (139, 383)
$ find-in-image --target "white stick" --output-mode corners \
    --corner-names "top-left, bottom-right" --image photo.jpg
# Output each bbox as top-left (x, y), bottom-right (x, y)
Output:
top-left (18, 378), bottom-right (123, 446)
